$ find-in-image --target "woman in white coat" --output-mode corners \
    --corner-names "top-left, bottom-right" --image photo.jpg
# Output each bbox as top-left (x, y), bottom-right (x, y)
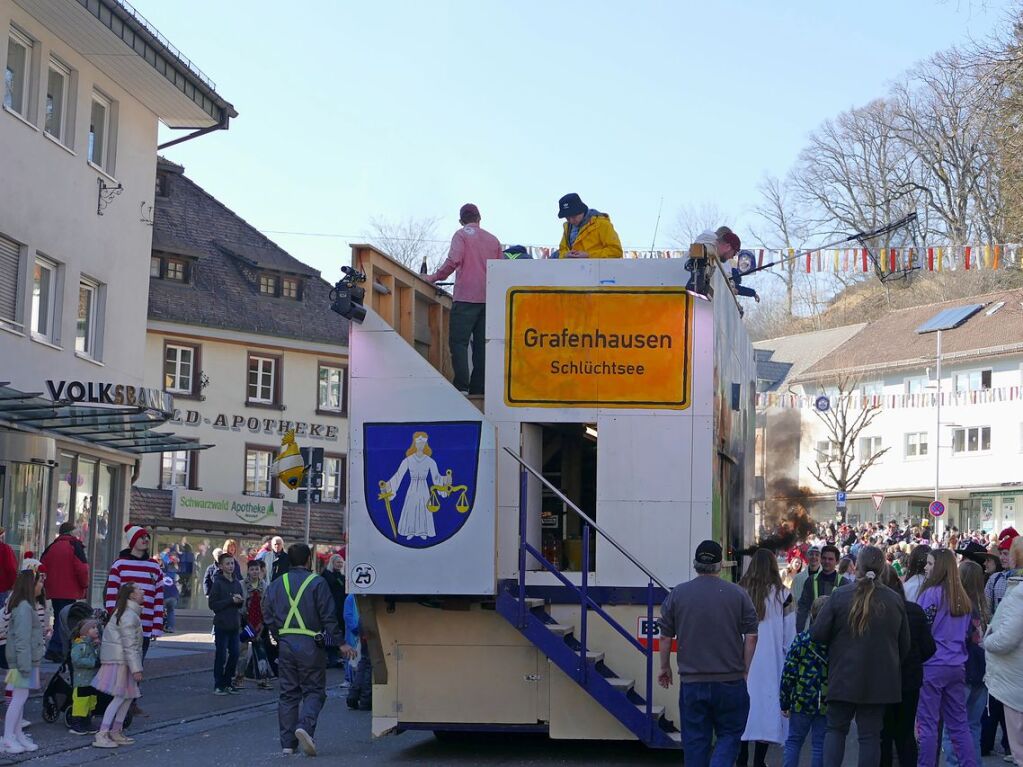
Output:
top-left (984, 573), bottom-right (1023, 765)
top-left (738, 548), bottom-right (797, 766)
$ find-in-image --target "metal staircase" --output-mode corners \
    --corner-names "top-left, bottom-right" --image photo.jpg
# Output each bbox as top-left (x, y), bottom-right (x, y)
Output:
top-left (495, 449), bottom-right (682, 750)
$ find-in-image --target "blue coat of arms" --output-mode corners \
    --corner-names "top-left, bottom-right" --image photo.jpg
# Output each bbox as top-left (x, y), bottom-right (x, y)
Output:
top-left (363, 421), bottom-right (482, 549)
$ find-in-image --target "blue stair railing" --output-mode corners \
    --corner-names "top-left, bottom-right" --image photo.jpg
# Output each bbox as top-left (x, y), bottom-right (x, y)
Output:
top-left (503, 447), bottom-right (674, 747)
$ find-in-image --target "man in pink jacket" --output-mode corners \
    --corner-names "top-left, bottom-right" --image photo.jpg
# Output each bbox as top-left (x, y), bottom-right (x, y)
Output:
top-left (425, 203), bottom-right (502, 396)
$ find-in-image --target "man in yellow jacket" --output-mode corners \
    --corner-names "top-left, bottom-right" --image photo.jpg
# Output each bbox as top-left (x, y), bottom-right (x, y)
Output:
top-left (556, 193), bottom-right (623, 259)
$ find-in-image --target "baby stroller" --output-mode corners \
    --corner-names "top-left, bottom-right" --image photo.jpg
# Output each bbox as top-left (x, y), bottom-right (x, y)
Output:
top-left (41, 602), bottom-right (133, 729)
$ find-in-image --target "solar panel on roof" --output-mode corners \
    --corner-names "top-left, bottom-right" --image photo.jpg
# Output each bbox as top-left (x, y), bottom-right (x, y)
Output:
top-left (915, 304), bottom-right (984, 334)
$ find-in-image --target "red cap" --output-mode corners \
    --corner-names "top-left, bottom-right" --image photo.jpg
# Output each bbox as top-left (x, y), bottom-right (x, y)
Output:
top-left (998, 526), bottom-right (1019, 551)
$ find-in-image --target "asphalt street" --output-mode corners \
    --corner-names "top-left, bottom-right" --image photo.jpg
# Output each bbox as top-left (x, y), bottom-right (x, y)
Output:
top-left (0, 624), bottom-right (1012, 766)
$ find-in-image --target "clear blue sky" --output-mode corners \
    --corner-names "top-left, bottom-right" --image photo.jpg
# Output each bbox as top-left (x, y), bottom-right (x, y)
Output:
top-left (137, 0), bottom-right (1014, 279)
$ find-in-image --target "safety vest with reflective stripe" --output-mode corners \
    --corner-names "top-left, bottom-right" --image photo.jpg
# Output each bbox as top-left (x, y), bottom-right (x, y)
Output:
top-left (279, 572), bottom-right (319, 637)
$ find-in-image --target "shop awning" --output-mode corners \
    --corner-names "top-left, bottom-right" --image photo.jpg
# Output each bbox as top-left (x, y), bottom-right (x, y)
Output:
top-left (0, 383), bottom-right (210, 455)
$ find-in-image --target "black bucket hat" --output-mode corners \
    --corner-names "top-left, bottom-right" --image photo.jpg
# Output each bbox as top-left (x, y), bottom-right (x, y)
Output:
top-left (558, 193), bottom-right (587, 219)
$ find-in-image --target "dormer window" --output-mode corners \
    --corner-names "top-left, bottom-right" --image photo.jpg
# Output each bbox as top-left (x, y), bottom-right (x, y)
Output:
top-left (156, 171), bottom-right (170, 197)
top-left (150, 254), bottom-right (192, 283)
top-left (282, 277), bottom-right (301, 299)
top-left (259, 274), bottom-right (278, 295)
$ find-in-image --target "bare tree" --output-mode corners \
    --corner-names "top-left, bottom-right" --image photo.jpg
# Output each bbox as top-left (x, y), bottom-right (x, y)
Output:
top-left (807, 378), bottom-right (890, 502)
top-left (367, 215), bottom-right (446, 272)
top-left (669, 201), bottom-right (729, 249)
top-left (750, 174), bottom-right (814, 317)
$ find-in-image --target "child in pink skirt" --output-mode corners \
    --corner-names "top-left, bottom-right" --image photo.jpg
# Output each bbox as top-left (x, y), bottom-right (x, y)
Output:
top-left (92, 582), bottom-right (144, 749)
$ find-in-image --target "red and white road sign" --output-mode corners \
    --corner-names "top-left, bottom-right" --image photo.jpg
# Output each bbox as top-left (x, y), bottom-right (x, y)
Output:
top-left (871, 493), bottom-right (885, 511)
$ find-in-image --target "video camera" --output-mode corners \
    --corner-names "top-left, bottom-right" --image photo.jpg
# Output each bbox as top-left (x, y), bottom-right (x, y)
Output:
top-left (330, 265), bottom-right (368, 324)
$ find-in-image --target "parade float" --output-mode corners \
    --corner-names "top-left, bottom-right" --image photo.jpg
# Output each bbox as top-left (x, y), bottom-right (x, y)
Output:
top-left (336, 244), bottom-right (756, 748)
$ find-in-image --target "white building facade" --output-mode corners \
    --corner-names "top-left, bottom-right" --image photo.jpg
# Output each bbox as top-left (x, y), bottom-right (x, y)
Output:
top-left (757, 291), bottom-right (1023, 535)
top-left (0, 0), bottom-right (233, 600)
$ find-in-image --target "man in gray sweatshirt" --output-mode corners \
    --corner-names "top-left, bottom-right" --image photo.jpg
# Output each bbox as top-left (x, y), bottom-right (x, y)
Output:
top-left (263, 543), bottom-right (356, 756)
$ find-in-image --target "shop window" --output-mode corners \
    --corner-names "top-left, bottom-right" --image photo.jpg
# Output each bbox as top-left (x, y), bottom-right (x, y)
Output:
top-left (952, 426), bottom-right (991, 454)
top-left (317, 364), bottom-right (346, 414)
top-left (161, 450), bottom-right (194, 489)
top-left (244, 447), bottom-right (275, 496)
top-left (324, 455), bottom-right (346, 503)
top-left (247, 353), bottom-right (281, 406)
top-left (0, 233), bottom-right (22, 329)
top-left (905, 431), bottom-right (929, 458)
top-left (4, 27), bottom-right (32, 117)
top-left (31, 256), bottom-right (60, 344)
top-left (4, 462), bottom-right (48, 562)
top-left (164, 343), bottom-right (200, 395)
top-left (45, 58), bottom-right (71, 144)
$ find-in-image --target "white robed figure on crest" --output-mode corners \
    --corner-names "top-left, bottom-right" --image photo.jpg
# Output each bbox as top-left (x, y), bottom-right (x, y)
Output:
top-left (383, 431), bottom-right (443, 540)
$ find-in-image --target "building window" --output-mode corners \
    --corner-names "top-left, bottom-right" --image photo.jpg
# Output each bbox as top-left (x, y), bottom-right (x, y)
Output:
top-left (88, 92), bottom-right (111, 170)
top-left (150, 256), bottom-right (161, 277)
top-left (861, 381), bottom-right (884, 397)
top-left (164, 344), bottom-right (198, 394)
top-left (324, 456), bottom-right (345, 503)
top-left (31, 257), bottom-right (58, 342)
top-left (904, 376), bottom-right (928, 394)
top-left (952, 426), bottom-right (991, 454)
top-left (245, 447), bottom-right (275, 496)
top-left (815, 440), bottom-right (841, 463)
top-left (259, 274), bottom-right (278, 296)
top-left (953, 369), bottom-right (992, 393)
top-left (858, 436), bottom-right (883, 461)
top-left (45, 59), bottom-right (70, 143)
top-left (318, 364), bottom-right (345, 413)
top-left (4, 28), bottom-right (31, 116)
top-left (161, 451), bottom-right (192, 488)
top-left (155, 171), bottom-right (169, 197)
top-left (282, 278), bottom-right (300, 299)
top-left (165, 258), bottom-right (186, 282)
top-left (76, 279), bottom-right (98, 356)
top-left (905, 432), bottom-right (929, 458)
top-left (247, 354), bottom-right (279, 405)
top-left (0, 233), bottom-right (21, 328)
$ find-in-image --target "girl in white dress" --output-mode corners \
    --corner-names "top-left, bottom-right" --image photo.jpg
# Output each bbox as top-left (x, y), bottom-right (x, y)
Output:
top-left (384, 432), bottom-right (443, 540)
top-left (738, 548), bottom-right (797, 766)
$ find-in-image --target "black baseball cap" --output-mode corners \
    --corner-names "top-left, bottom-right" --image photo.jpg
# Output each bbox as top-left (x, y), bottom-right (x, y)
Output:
top-left (558, 193), bottom-right (587, 219)
top-left (694, 539), bottom-right (723, 565)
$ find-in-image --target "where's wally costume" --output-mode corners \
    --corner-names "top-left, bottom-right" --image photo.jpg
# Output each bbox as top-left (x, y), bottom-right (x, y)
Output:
top-left (104, 526), bottom-right (164, 645)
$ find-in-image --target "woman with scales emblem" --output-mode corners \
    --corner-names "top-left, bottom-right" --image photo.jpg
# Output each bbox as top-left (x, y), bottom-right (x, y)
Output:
top-left (383, 432), bottom-right (443, 540)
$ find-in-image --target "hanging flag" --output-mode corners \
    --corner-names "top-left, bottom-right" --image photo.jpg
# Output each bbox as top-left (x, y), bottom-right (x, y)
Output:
top-left (928, 247), bottom-right (934, 271)
top-left (994, 245), bottom-right (1001, 270)
top-left (964, 245), bottom-right (972, 270)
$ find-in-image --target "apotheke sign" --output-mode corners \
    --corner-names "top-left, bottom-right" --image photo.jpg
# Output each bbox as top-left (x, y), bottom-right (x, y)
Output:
top-left (45, 380), bottom-right (174, 415)
top-left (169, 408), bottom-right (339, 441)
top-left (172, 488), bottom-right (282, 527)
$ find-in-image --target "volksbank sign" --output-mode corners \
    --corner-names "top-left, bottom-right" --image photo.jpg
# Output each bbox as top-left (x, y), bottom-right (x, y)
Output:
top-left (172, 488), bottom-right (282, 527)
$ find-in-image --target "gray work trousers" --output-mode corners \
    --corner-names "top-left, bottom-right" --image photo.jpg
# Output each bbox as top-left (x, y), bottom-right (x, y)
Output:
top-left (277, 638), bottom-right (327, 749)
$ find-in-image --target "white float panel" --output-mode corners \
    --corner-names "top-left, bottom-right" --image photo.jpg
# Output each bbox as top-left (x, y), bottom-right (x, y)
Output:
top-left (347, 310), bottom-right (497, 595)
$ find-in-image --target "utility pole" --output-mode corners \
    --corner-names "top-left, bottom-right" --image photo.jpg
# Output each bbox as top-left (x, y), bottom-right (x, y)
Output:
top-left (934, 330), bottom-right (942, 536)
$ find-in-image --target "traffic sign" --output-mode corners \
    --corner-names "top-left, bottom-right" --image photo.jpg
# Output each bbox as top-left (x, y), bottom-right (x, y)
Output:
top-left (836, 491), bottom-right (847, 504)
top-left (929, 500), bottom-right (945, 517)
top-left (815, 395), bottom-right (830, 412)
top-left (871, 493), bottom-right (885, 511)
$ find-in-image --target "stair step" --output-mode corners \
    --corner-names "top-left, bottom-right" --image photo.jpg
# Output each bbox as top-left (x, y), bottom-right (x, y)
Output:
top-left (668, 732), bottom-right (682, 743)
top-left (584, 651), bottom-right (604, 663)
top-left (606, 677), bottom-right (634, 693)
top-left (546, 623), bottom-right (573, 636)
top-left (523, 598), bottom-right (545, 610)
top-left (636, 703), bottom-right (665, 718)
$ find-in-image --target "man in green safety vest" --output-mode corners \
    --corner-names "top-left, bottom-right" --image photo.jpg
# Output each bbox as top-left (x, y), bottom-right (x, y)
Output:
top-left (263, 543), bottom-right (356, 756)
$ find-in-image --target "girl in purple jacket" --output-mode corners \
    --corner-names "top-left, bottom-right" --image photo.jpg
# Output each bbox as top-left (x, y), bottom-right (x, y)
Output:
top-left (915, 549), bottom-right (977, 767)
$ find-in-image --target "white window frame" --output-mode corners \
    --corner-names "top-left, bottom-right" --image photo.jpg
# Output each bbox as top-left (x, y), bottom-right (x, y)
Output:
top-left (245, 448), bottom-right (274, 496)
top-left (318, 364), bottom-right (345, 412)
top-left (161, 451), bottom-right (190, 488)
top-left (815, 440), bottom-right (841, 463)
top-left (905, 431), bottom-right (929, 459)
top-left (324, 456), bottom-right (344, 503)
top-left (247, 355), bottom-right (276, 404)
top-left (164, 344), bottom-right (195, 394)
top-left (952, 426), bottom-right (992, 455)
top-left (30, 255), bottom-right (58, 343)
top-left (88, 91), bottom-right (111, 170)
top-left (44, 57), bottom-right (70, 143)
top-left (858, 435), bottom-right (883, 462)
top-left (904, 375), bottom-right (929, 394)
top-left (75, 278), bottom-right (98, 356)
top-left (953, 368), bottom-right (992, 393)
top-left (4, 27), bottom-right (32, 117)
